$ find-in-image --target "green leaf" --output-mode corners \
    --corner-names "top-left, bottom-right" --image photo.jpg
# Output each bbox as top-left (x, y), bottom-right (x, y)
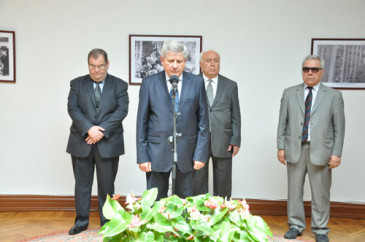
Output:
top-left (188, 194), bottom-right (211, 212)
top-left (193, 219), bottom-right (213, 236)
top-left (228, 209), bottom-right (242, 227)
top-left (141, 201), bottom-right (159, 223)
top-left (102, 233), bottom-right (122, 242)
top-left (135, 231), bottom-right (155, 242)
top-left (146, 213), bottom-right (176, 235)
top-left (165, 197), bottom-right (185, 219)
top-left (248, 215), bottom-right (273, 238)
top-left (208, 207), bottom-right (228, 226)
top-left (102, 194), bottom-right (125, 220)
top-left (217, 220), bottom-right (230, 241)
top-left (140, 188), bottom-right (158, 207)
top-left (102, 211), bottom-right (133, 238)
top-left (171, 216), bottom-right (192, 234)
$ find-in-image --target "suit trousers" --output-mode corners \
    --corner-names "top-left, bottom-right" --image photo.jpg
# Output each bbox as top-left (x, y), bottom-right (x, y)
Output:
top-left (146, 168), bottom-right (194, 200)
top-left (193, 155), bottom-right (232, 199)
top-left (287, 143), bottom-right (331, 234)
top-left (72, 145), bottom-right (119, 227)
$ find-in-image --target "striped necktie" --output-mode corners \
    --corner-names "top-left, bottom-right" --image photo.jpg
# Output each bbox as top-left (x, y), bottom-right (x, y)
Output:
top-left (301, 87), bottom-right (313, 144)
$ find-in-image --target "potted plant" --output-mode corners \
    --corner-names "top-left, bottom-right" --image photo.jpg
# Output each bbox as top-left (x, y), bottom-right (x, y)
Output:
top-left (99, 188), bottom-right (272, 241)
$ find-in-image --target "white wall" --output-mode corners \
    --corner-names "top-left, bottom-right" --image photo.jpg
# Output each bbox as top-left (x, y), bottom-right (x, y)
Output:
top-left (0, 0), bottom-right (364, 203)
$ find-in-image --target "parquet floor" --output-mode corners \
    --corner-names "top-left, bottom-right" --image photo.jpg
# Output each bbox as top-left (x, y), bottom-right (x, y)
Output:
top-left (0, 211), bottom-right (364, 241)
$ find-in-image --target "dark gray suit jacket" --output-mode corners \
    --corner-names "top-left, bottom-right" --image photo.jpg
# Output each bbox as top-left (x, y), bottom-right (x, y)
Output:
top-left (208, 74), bottom-right (241, 158)
top-left (66, 74), bottom-right (129, 158)
top-left (136, 71), bottom-right (210, 173)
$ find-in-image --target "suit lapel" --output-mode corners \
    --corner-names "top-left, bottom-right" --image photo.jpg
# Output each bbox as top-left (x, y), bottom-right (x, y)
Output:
top-left (311, 83), bottom-right (327, 115)
top-left (211, 75), bottom-right (226, 107)
top-left (85, 76), bottom-right (97, 108)
top-left (158, 72), bottom-right (174, 113)
top-left (97, 75), bottom-right (112, 115)
top-left (179, 72), bottom-right (192, 111)
top-left (296, 84), bottom-right (305, 114)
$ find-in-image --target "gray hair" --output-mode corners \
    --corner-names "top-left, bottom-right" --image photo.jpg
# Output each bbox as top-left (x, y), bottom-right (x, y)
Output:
top-left (200, 49), bottom-right (221, 62)
top-left (161, 40), bottom-right (189, 59)
top-left (88, 48), bottom-right (108, 63)
top-left (302, 55), bottom-right (325, 69)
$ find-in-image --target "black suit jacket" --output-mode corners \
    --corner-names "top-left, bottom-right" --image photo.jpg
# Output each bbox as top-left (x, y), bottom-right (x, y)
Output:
top-left (66, 74), bottom-right (129, 158)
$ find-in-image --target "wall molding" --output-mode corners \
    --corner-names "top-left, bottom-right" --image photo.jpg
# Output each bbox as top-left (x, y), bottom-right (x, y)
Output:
top-left (0, 195), bottom-right (364, 219)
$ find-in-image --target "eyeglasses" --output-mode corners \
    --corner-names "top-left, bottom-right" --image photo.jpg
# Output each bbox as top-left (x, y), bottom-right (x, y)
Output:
top-left (89, 64), bottom-right (106, 70)
top-left (302, 67), bottom-right (322, 73)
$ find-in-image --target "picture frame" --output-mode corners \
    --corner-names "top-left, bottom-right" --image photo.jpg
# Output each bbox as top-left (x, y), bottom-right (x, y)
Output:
top-left (129, 35), bottom-right (202, 85)
top-left (0, 30), bottom-right (16, 83)
top-left (311, 38), bottom-right (365, 89)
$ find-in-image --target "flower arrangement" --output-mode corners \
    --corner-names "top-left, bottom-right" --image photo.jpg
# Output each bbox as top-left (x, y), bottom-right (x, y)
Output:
top-left (99, 188), bottom-right (272, 241)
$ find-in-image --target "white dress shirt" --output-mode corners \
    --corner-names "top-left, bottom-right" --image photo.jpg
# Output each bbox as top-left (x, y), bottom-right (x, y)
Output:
top-left (203, 74), bottom-right (218, 99)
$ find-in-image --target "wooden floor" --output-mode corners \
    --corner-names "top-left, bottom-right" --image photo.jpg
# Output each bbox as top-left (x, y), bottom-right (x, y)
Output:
top-left (0, 211), bottom-right (364, 241)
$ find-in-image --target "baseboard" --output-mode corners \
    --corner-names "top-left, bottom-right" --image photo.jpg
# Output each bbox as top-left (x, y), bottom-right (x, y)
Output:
top-left (0, 195), bottom-right (364, 219)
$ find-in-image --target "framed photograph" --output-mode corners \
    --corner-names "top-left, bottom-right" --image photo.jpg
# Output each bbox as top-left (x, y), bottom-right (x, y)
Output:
top-left (0, 30), bottom-right (16, 83)
top-left (311, 38), bottom-right (365, 89)
top-left (129, 35), bottom-right (202, 85)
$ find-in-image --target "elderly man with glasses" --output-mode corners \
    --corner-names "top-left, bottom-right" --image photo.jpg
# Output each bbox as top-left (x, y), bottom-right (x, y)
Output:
top-left (277, 55), bottom-right (345, 242)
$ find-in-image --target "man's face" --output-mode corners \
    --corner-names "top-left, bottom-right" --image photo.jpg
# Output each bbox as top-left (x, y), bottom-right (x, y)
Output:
top-left (302, 59), bottom-right (324, 87)
top-left (160, 52), bottom-right (186, 78)
top-left (200, 51), bottom-right (220, 79)
top-left (88, 55), bottom-right (109, 82)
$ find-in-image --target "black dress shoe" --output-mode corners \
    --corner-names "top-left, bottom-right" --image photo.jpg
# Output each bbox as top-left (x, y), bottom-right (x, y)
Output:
top-left (284, 227), bottom-right (302, 239)
top-left (316, 234), bottom-right (329, 242)
top-left (68, 224), bottom-right (88, 235)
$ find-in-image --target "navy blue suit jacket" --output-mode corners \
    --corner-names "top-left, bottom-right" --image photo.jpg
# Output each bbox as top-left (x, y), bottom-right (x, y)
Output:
top-left (136, 71), bottom-right (210, 173)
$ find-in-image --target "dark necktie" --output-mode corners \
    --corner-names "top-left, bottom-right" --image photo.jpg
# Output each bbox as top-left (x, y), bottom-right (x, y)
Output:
top-left (170, 87), bottom-right (179, 113)
top-left (95, 82), bottom-right (101, 108)
top-left (302, 87), bottom-right (313, 144)
top-left (206, 79), bottom-right (214, 106)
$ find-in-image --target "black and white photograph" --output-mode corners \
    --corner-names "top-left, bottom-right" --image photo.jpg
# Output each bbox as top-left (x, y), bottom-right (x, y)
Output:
top-left (129, 35), bottom-right (202, 85)
top-left (311, 38), bottom-right (365, 89)
top-left (0, 30), bottom-right (15, 83)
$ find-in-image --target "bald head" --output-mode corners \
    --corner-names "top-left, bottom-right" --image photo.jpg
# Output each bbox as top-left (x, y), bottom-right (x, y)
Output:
top-left (200, 50), bottom-right (220, 79)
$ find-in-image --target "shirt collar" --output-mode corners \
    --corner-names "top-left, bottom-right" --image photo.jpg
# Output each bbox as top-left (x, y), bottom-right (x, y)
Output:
top-left (165, 73), bottom-right (183, 83)
top-left (203, 73), bottom-right (218, 83)
top-left (304, 82), bottom-right (320, 92)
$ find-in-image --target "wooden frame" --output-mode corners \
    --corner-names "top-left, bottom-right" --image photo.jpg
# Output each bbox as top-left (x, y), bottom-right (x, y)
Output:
top-left (311, 38), bottom-right (365, 89)
top-left (129, 34), bottom-right (202, 85)
top-left (0, 30), bottom-right (16, 83)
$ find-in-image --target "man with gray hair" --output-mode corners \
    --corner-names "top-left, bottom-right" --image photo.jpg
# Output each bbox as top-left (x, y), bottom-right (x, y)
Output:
top-left (137, 40), bottom-right (210, 200)
top-left (277, 55), bottom-right (345, 242)
top-left (194, 50), bottom-right (241, 199)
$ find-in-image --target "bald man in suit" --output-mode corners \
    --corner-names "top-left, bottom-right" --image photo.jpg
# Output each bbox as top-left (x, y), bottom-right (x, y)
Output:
top-left (193, 50), bottom-right (241, 199)
top-left (277, 55), bottom-right (345, 242)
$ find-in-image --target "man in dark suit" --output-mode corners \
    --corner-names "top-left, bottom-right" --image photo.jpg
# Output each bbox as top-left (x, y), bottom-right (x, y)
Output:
top-left (277, 55), bottom-right (345, 242)
top-left (136, 40), bottom-right (210, 200)
top-left (66, 49), bottom-right (129, 235)
top-left (193, 50), bottom-right (241, 199)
